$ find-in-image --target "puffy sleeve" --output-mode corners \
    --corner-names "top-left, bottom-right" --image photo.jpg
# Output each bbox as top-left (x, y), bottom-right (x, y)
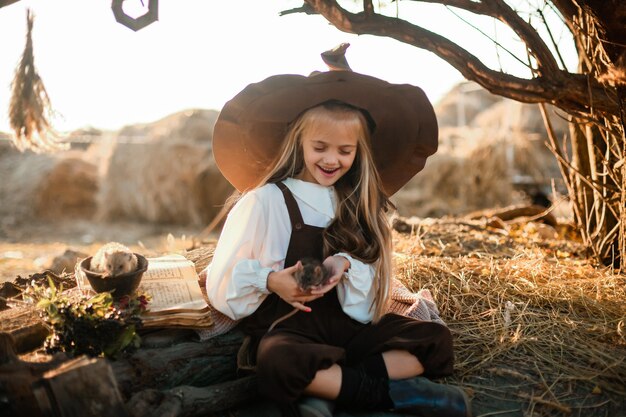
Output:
top-left (204, 190), bottom-right (279, 320)
top-left (334, 252), bottom-right (376, 323)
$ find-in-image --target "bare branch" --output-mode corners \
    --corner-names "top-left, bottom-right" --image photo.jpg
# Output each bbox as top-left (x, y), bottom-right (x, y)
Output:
top-left (0, 0), bottom-right (20, 8)
top-left (364, 0), bottom-right (374, 15)
top-left (407, 0), bottom-right (560, 73)
top-left (406, 0), bottom-right (490, 15)
top-left (445, 6), bottom-right (531, 69)
top-left (279, 3), bottom-right (318, 16)
top-left (537, 7), bottom-right (569, 70)
top-left (482, 0), bottom-right (560, 74)
top-left (303, 0), bottom-right (619, 115)
top-left (549, 0), bottom-right (578, 22)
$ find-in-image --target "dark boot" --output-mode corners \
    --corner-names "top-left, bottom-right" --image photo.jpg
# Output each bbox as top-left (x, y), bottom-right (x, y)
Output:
top-left (388, 377), bottom-right (471, 417)
top-left (297, 396), bottom-right (335, 417)
top-left (279, 402), bottom-right (302, 417)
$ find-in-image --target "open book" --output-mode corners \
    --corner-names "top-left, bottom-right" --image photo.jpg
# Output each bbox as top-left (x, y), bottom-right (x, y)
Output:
top-left (75, 254), bottom-right (213, 329)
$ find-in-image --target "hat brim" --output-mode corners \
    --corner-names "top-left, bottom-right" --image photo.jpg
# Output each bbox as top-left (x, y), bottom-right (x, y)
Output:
top-left (213, 71), bottom-right (438, 195)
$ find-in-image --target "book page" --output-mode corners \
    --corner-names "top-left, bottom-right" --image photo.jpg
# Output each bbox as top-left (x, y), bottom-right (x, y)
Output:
top-left (140, 255), bottom-right (208, 312)
top-left (141, 279), bottom-right (207, 312)
top-left (142, 255), bottom-right (198, 282)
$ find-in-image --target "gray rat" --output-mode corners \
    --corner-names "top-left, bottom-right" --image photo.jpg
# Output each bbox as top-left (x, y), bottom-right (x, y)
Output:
top-left (293, 257), bottom-right (331, 291)
top-left (268, 258), bottom-right (331, 332)
top-left (91, 242), bottom-right (138, 277)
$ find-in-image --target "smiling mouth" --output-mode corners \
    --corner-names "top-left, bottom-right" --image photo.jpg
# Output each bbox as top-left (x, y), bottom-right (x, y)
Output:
top-left (318, 166), bottom-right (340, 175)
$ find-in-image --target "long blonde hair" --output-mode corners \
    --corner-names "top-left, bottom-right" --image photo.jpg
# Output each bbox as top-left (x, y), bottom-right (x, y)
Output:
top-left (256, 102), bottom-right (393, 322)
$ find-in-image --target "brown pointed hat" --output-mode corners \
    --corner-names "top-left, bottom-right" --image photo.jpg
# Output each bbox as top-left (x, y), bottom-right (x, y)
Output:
top-left (213, 70), bottom-right (438, 196)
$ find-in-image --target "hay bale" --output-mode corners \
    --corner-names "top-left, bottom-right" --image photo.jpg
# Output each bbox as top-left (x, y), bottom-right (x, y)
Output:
top-left (98, 109), bottom-right (232, 226)
top-left (118, 109), bottom-right (219, 143)
top-left (0, 149), bottom-right (54, 223)
top-left (471, 100), bottom-right (569, 139)
top-left (434, 81), bottom-right (503, 127)
top-left (0, 145), bottom-right (98, 224)
top-left (393, 130), bottom-right (514, 217)
top-left (33, 155), bottom-right (98, 219)
top-left (393, 113), bottom-right (566, 218)
top-left (99, 141), bottom-right (232, 226)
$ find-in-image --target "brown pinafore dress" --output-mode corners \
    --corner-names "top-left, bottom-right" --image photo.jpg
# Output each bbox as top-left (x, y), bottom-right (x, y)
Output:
top-left (241, 182), bottom-right (454, 404)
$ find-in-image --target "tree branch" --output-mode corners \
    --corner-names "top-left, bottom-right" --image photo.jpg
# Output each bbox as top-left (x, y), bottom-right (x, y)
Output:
top-left (484, 0), bottom-right (560, 74)
top-left (549, 0), bottom-right (579, 29)
top-left (444, 6), bottom-right (531, 70)
top-left (538, 7), bottom-right (569, 70)
top-left (364, 0), bottom-right (374, 15)
top-left (303, 0), bottom-right (618, 115)
top-left (408, 0), bottom-right (560, 74)
top-left (406, 0), bottom-right (490, 15)
top-left (0, 0), bottom-right (20, 9)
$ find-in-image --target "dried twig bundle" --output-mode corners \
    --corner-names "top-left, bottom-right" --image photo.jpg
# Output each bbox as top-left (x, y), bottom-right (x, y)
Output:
top-left (9, 9), bottom-right (67, 153)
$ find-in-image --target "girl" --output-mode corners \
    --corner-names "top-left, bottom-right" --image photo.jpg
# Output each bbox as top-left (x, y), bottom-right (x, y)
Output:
top-left (205, 71), bottom-right (470, 417)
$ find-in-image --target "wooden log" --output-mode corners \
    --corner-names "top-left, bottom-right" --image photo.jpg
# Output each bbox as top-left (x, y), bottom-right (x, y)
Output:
top-left (34, 357), bottom-right (130, 417)
top-left (173, 376), bottom-right (258, 417)
top-left (127, 376), bottom-right (258, 417)
top-left (0, 270), bottom-right (77, 354)
top-left (110, 328), bottom-right (243, 396)
top-left (0, 333), bottom-right (129, 417)
top-left (0, 303), bottom-right (49, 354)
top-left (0, 334), bottom-right (45, 417)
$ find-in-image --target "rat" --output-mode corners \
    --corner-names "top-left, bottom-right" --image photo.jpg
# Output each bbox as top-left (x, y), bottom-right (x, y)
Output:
top-left (293, 257), bottom-right (331, 291)
top-left (91, 242), bottom-right (138, 277)
top-left (268, 258), bottom-right (331, 332)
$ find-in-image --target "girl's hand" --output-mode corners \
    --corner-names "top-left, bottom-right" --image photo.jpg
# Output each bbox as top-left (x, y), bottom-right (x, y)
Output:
top-left (310, 255), bottom-right (350, 295)
top-left (267, 261), bottom-right (321, 312)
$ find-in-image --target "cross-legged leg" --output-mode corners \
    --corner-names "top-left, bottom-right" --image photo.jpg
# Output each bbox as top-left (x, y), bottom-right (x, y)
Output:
top-left (303, 349), bottom-right (424, 399)
top-left (303, 364), bottom-right (342, 398)
top-left (382, 349), bottom-right (425, 379)
top-left (255, 331), bottom-right (344, 404)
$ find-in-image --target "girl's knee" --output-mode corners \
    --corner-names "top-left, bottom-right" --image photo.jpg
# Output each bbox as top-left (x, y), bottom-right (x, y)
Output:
top-left (256, 337), bottom-right (297, 378)
top-left (255, 339), bottom-right (305, 402)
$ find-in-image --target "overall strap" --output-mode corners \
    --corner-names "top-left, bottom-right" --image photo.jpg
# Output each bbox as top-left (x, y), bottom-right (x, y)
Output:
top-left (275, 182), bottom-right (305, 231)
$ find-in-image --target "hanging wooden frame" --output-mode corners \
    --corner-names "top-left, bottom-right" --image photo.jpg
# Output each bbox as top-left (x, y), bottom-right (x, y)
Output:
top-left (111, 0), bottom-right (158, 32)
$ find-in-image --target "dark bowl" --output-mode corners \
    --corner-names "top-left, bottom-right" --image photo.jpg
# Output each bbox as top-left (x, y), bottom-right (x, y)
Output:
top-left (79, 254), bottom-right (148, 298)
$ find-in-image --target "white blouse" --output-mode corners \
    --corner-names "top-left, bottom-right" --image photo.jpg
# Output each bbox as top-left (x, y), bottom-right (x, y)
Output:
top-left (204, 177), bottom-right (376, 323)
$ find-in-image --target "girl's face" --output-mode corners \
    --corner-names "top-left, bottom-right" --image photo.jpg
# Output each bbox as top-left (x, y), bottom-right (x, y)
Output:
top-left (297, 119), bottom-right (359, 186)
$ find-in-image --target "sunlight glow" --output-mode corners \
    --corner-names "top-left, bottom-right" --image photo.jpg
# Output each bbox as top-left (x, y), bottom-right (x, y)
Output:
top-left (0, 0), bottom-right (576, 133)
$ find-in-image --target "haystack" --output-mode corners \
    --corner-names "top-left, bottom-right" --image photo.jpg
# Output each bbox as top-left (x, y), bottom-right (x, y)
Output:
top-left (394, 83), bottom-right (568, 218)
top-left (98, 110), bottom-right (232, 226)
top-left (392, 129), bottom-right (513, 217)
top-left (0, 143), bottom-right (98, 224)
top-left (33, 155), bottom-right (98, 219)
top-left (393, 125), bottom-right (566, 218)
top-left (471, 100), bottom-right (570, 138)
top-left (434, 81), bottom-right (503, 127)
top-left (117, 109), bottom-right (219, 143)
